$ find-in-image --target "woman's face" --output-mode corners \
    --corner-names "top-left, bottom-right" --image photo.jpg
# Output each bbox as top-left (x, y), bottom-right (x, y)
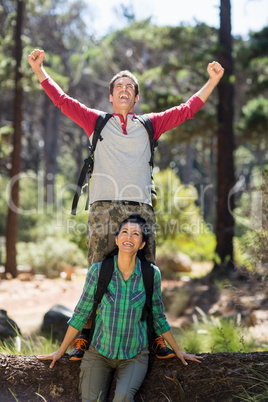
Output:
top-left (116, 222), bottom-right (145, 255)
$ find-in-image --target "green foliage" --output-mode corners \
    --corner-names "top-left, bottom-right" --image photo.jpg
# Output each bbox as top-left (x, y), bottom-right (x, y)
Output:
top-left (0, 125), bottom-right (13, 160)
top-left (184, 327), bottom-right (268, 400)
top-left (175, 228), bottom-right (216, 262)
top-left (1, 165), bottom-right (217, 263)
top-left (65, 210), bottom-right (89, 256)
top-left (0, 1), bottom-right (267, 276)
top-left (1, 168), bottom-right (88, 252)
top-left (0, 176), bottom-right (8, 237)
top-left (176, 308), bottom-right (263, 354)
top-left (233, 237), bottom-right (249, 267)
top-left (0, 332), bottom-right (61, 356)
top-left (17, 237), bottom-right (86, 278)
top-left (240, 230), bottom-right (268, 273)
top-left (235, 169), bottom-right (268, 273)
top-left (239, 97), bottom-right (268, 143)
top-left (233, 170), bottom-right (263, 238)
top-left (154, 168), bottom-right (216, 261)
top-left (234, 146), bottom-right (255, 173)
top-left (155, 168), bottom-right (200, 239)
top-left (236, 367), bottom-right (268, 401)
top-left (16, 171), bottom-right (46, 242)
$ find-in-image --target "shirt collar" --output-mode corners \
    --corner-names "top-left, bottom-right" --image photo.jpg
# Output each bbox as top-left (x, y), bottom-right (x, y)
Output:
top-left (112, 113), bottom-right (135, 135)
top-left (114, 255), bottom-right (141, 277)
top-left (112, 112), bottom-right (136, 119)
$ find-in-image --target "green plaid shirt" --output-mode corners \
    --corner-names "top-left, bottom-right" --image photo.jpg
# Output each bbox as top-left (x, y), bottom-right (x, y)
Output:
top-left (68, 256), bottom-right (170, 359)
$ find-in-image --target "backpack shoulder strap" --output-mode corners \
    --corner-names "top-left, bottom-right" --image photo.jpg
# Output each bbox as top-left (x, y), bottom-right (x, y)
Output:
top-left (135, 115), bottom-right (157, 167)
top-left (141, 260), bottom-right (154, 370)
top-left (141, 260), bottom-right (154, 301)
top-left (141, 261), bottom-right (154, 332)
top-left (71, 112), bottom-right (112, 215)
top-left (90, 112), bottom-right (113, 153)
top-left (94, 257), bottom-right (114, 304)
top-left (87, 257), bottom-right (114, 347)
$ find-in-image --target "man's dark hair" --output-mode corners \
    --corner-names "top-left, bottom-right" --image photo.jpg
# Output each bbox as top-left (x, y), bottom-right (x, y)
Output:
top-left (109, 70), bottom-right (140, 97)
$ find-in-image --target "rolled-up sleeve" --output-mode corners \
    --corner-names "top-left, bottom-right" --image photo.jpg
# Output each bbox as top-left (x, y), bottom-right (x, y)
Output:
top-left (151, 266), bottom-right (170, 334)
top-left (41, 78), bottom-right (99, 137)
top-left (148, 95), bottom-right (204, 140)
top-left (68, 263), bottom-right (101, 330)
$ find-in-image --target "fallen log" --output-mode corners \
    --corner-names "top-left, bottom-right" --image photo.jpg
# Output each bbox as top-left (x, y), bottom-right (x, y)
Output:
top-left (1, 352), bottom-right (267, 401)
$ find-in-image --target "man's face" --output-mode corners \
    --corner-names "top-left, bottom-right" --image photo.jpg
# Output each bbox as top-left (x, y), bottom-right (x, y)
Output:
top-left (110, 77), bottom-right (139, 113)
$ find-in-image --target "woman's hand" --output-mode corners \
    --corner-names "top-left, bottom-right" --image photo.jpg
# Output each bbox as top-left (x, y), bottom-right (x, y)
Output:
top-left (36, 326), bottom-right (80, 368)
top-left (37, 349), bottom-right (64, 369)
top-left (175, 350), bottom-right (203, 366)
top-left (161, 329), bottom-right (203, 366)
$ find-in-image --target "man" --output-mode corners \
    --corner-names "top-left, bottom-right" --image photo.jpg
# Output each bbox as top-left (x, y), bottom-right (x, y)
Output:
top-left (28, 49), bottom-right (224, 360)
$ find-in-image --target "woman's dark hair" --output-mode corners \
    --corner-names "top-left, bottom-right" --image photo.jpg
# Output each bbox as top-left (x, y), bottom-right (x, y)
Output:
top-left (106, 215), bottom-right (150, 260)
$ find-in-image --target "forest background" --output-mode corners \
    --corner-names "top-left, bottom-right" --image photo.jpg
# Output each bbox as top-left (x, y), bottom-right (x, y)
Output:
top-left (1, 0), bottom-right (267, 275)
top-left (0, 0), bottom-right (267, 349)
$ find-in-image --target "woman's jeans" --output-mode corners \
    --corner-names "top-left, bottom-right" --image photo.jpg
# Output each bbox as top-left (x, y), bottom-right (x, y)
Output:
top-left (79, 345), bottom-right (149, 402)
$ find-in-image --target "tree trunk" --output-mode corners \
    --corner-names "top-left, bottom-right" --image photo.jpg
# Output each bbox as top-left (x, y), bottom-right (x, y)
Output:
top-left (184, 143), bottom-right (193, 185)
top-left (43, 98), bottom-right (61, 205)
top-left (5, 0), bottom-right (25, 278)
top-left (214, 0), bottom-right (235, 275)
top-left (1, 352), bottom-right (267, 401)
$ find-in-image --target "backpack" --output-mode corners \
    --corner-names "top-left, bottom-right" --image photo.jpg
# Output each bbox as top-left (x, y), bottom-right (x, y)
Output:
top-left (71, 113), bottom-right (158, 215)
top-left (87, 257), bottom-right (154, 360)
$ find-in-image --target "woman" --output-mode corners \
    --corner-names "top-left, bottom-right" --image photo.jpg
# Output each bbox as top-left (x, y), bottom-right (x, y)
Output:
top-left (37, 215), bottom-right (202, 401)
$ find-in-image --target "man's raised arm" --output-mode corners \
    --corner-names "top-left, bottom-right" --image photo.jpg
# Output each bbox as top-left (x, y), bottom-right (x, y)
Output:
top-left (195, 61), bottom-right (224, 103)
top-left (28, 49), bottom-right (49, 83)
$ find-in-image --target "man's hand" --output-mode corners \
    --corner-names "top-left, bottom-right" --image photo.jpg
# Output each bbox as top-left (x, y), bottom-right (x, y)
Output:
top-left (28, 49), bottom-right (45, 68)
top-left (207, 61), bottom-right (224, 82)
top-left (28, 49), bottom-right (48, 83)
top-left (194, 61), bottom-right (224, 103)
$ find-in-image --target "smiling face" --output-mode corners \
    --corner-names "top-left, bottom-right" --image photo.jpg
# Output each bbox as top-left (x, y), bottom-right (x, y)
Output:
top-left (115, 222), bottom-right (146, 256)
top-left (109, 77), bottom-right (139, 114)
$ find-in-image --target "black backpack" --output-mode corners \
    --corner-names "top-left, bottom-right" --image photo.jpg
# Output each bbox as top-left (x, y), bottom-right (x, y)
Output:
top-left (71, 113), bottom-right (158, 215)
top-left (87, 257), bottom-right (154, 358)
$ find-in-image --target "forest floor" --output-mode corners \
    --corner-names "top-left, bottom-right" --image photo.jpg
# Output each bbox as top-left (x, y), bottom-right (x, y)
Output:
top-left (1, 265), bottom-right (268, 347)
